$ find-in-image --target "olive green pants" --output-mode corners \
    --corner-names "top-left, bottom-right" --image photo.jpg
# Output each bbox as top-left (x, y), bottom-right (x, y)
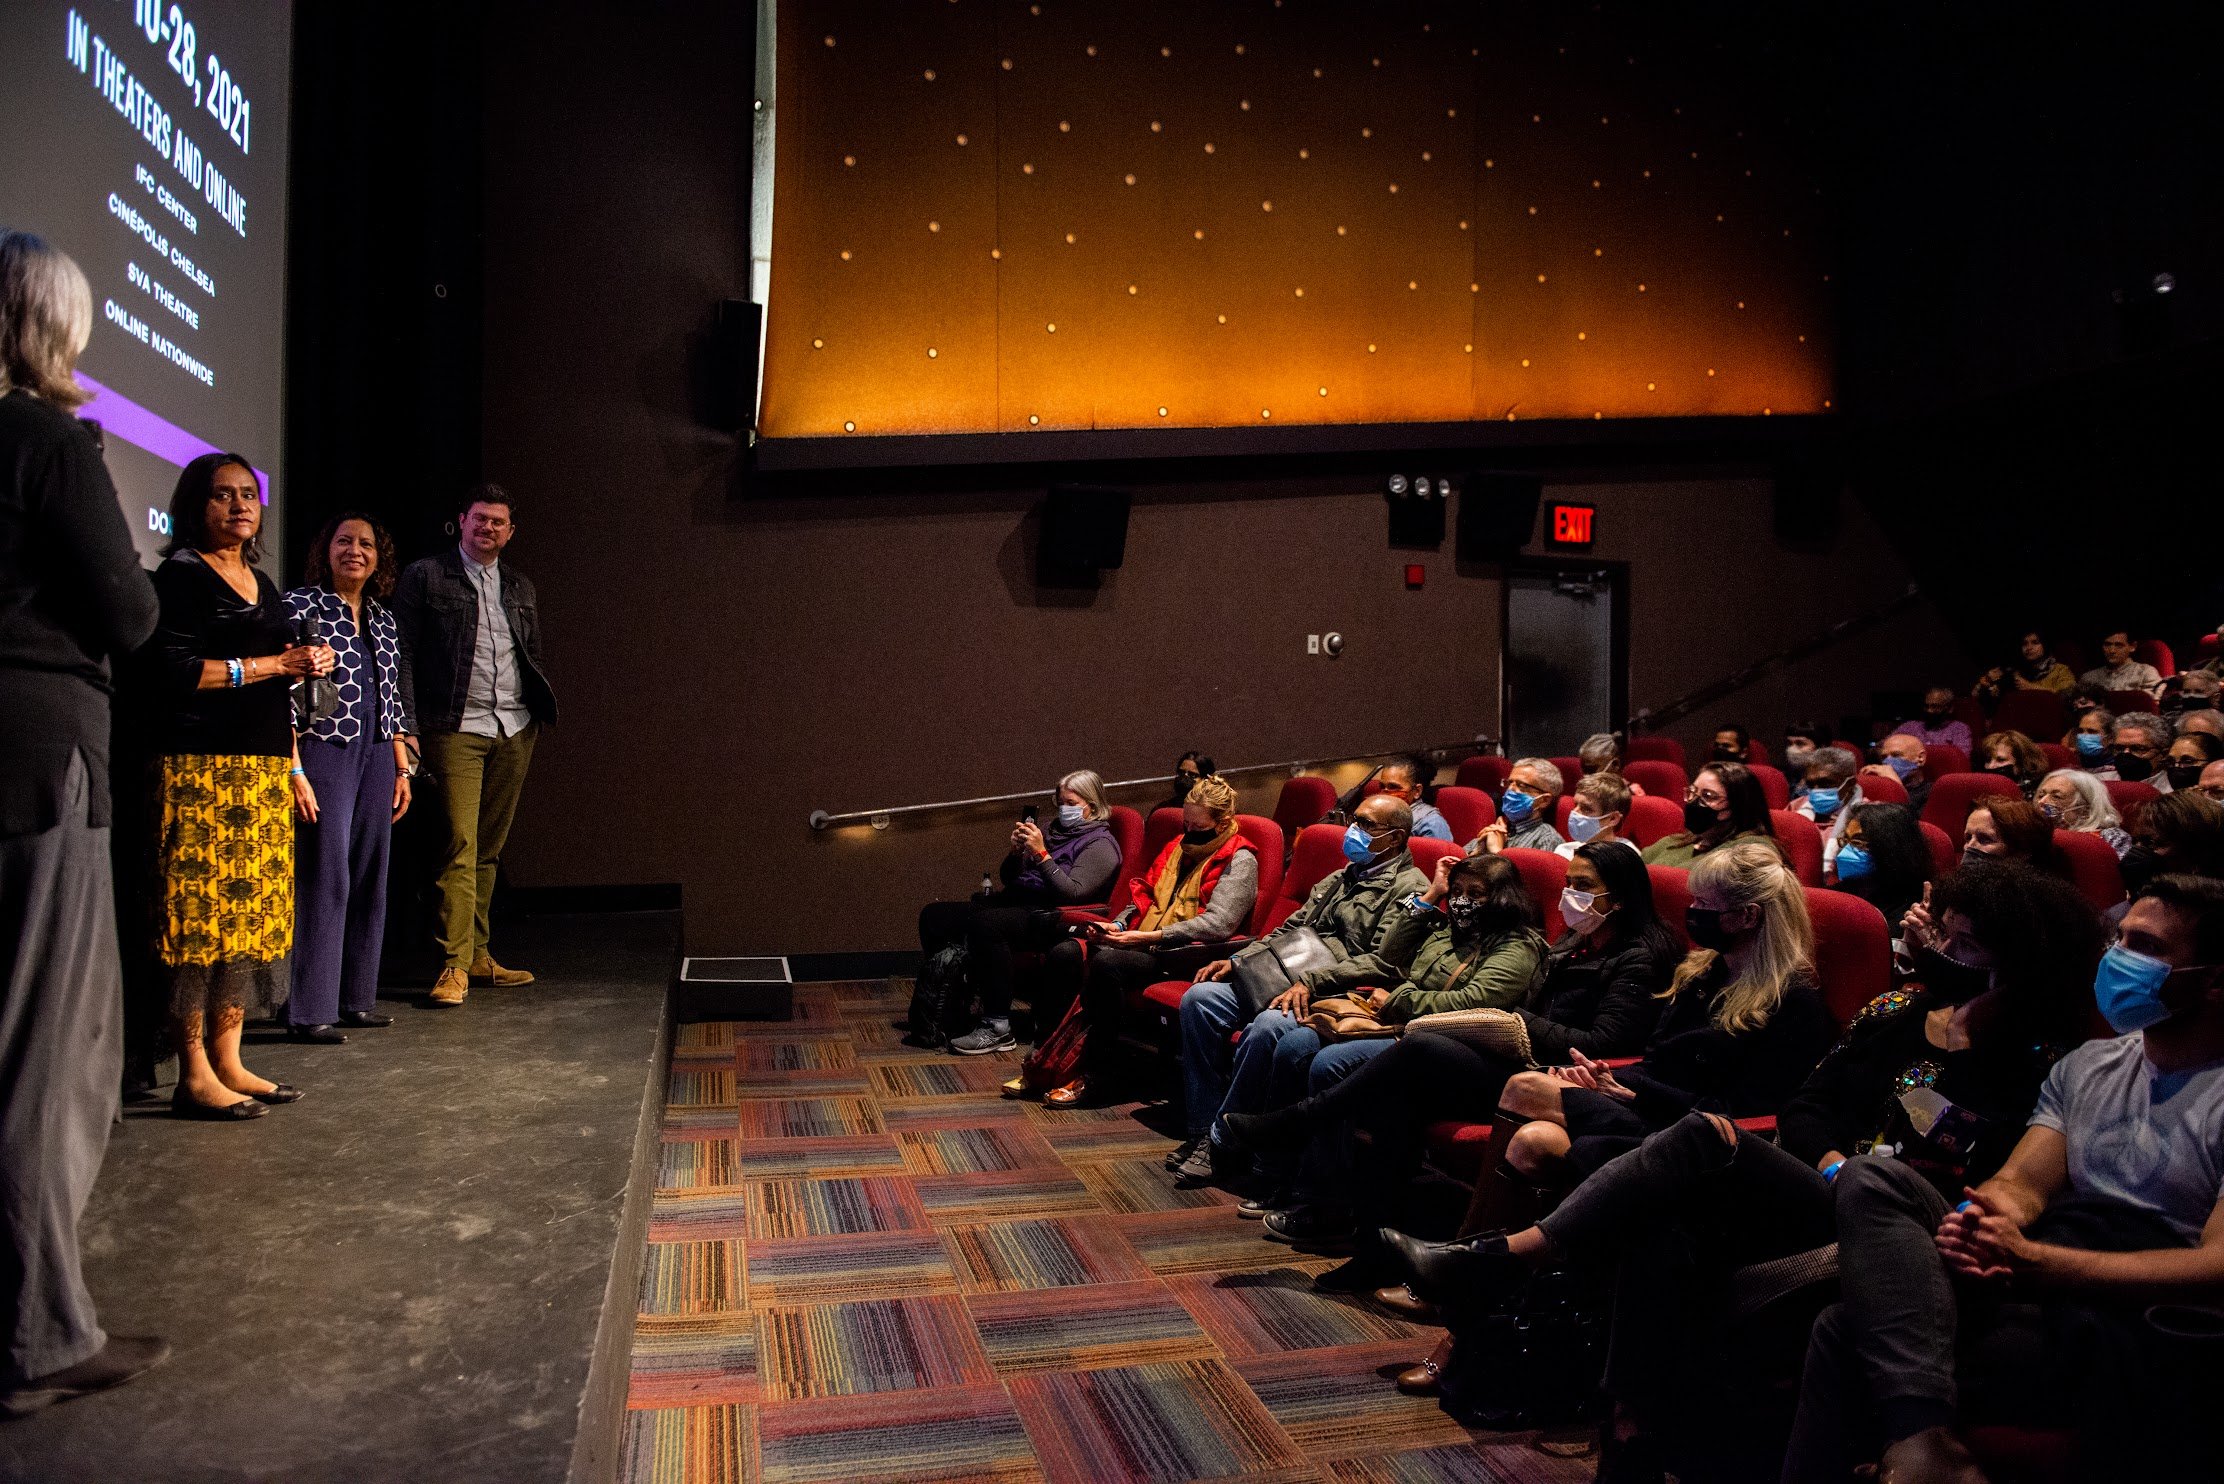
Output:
top-left (423, 725), bottom-right (537, 971)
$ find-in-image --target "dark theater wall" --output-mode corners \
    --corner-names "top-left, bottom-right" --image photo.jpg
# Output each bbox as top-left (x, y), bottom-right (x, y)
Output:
top-left (479, 3), bottom-right (1965, 956)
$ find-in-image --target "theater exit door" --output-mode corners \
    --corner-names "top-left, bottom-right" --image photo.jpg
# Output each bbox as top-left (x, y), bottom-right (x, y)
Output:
top-left (1501, 564), bottom-right (1630, 758)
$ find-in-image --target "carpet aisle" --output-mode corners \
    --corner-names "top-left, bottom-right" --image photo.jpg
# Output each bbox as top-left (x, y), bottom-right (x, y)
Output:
top-left (619, 979), bottom-right (1593, 1483)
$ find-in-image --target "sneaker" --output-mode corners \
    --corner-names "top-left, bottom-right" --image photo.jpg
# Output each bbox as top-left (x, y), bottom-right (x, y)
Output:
top-left (949, 1021), bottom-right (1016, 1055)
top-left (1171, 1138), bottom-right (1222, 1185)
top-left (1262, 1205), bottom-right (1357, 1248)
top-left (0, 1336), bottom-right (171, 1417)
top-left (1164, 1136), bottom-right (1205, 1172)
top-left (1237, 1190), bottom-right (1291, 1220)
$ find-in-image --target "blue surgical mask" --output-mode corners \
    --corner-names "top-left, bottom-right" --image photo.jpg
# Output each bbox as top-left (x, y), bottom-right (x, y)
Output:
top-left (1342, 822), bottom-right (1379, 866)
top-left (1057, 804), bottom-right (1085, 828)
top-left (1807, 787), bottom-right (1842, 818)
top-left (1567, 809), bottom-right (1604, 843)
top-left (1886, 754), bottom-right (1922, 782)
top-left (1834, 842), bottom-right (1873, 881)
top-left (2093, 944), bottom-right (2177, 1034)
top-left (1501, 788), bottom-right (1537, 824)
top-left (2074, 731), bottom-right (2107, 760)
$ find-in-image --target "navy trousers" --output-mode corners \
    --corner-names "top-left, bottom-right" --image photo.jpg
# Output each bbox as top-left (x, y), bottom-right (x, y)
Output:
top-left (290, 735), bottom-right (395, 1025)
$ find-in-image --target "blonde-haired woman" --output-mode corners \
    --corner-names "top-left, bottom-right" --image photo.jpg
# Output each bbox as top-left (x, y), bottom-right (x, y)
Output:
top-left (0, 230), bottom-right (169, 1408)
top-left (918, 769), bottom-right (1122, 1055)
top-left (1488, 838), bottom-right (1835, 1186)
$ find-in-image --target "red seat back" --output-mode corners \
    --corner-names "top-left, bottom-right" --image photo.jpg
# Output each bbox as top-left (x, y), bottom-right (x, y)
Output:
top-left (2201, 633), bottom-right (2221, 662)
top-left (1272, 775), bottom-right (1338, 844)
top-left (1624, 760), bottom-right (1688, 799)
top-left (1143, 807), bottom-right (1185, 865)
top-left (1925, 743), bottom-right (1971, 780)
top-left (1626, 795), bottom-right (1686, 847)
top-left (2035, 742), bottom-right (2076, 774)
top-left (1804, 887), bottom-right (1893, 1026)
top-left (2103, 780), bottom-right (2161, 834)
top-left (2053, 830), bottom-right (2126, 913)
top-left (2135, 638), bottom-right (2176, 678)
top-left (1456, 755), bottom-right (1512, 794)
top-left (1921, 772), bottom-right (2020, 835)
top-left (1411, 837), bottom-right (1466, 884)
top-left (1502, 847), bottom-right (1569, 943)
top-left (1106, 806), bottom-right (1145, 887)
top-left (1646, 865), bottom-right (1695, 953)
top-left (1747, 763), bottom-right (1791, 809)
top-left (1770, 811), bottom-right (1826, 887)
top-left (1918, 820), bottom-right (1960, 874)
top-left (1950, 696), bottom-right (1987, 735)
top-left (1626, 736), bottom-right (1687, 768)
top-left (1855, 770), bottom-right (1909, 806)
top-left (1745, 740), bottom-right (1773, 768)
top-left (1831, 739), bottom-right (1869, 763)
top-left (1993, 689), bottom-right (2067, 741)
top-left (2108, 689), bottom-right (2159, 715)
top-left (1233, 814), bottom-right (1288, 936)
top-left (1265, 824), bottom-right (1351, 934)
top-left (1432, 785), bottom-right (1496, 846)
top-left (1548, 756), bottom-right (1582, 791)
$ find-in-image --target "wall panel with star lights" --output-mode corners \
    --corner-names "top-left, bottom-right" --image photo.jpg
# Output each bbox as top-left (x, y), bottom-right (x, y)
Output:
top-left (759, 0), bottom-right (1834, 444)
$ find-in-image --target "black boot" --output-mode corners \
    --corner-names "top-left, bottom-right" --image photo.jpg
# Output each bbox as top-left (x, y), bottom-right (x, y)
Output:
top-left (1219, 1094), bottom-right (1327, 1150)
top-left (1380, 1226), bottom-right (1525, 1303)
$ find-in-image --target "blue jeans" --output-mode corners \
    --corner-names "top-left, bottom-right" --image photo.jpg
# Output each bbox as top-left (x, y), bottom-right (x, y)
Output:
top-left (1176, 981), bottom-right (1249, 1138)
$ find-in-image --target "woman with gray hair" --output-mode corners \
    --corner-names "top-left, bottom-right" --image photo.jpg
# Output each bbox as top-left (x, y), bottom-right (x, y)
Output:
top-left (0, 230), bottom-right (169, 1413)
top-left (2032, 769), bottom-right (2133, 857)
top-left (918, 768), bottom-right (1122, 1055)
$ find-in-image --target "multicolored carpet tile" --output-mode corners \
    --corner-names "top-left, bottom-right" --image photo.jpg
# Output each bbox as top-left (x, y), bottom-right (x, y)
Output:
top-left (622, 982), bottom-right (1592, 1483)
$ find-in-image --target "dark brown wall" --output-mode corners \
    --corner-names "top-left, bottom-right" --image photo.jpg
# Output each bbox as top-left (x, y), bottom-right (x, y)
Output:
top-left (480, 5), bottom-right (1970, 957)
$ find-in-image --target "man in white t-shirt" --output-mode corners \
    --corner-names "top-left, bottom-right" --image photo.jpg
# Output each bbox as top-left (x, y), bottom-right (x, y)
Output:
top-left (1785, 874), bottom-right (2224, 1483)
top-left (1554, 771), bottom-right (1643, 862)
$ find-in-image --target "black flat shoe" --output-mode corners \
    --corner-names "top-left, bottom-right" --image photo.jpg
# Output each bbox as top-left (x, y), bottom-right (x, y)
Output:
top-left (249, 1084), bottom-right (304, 1105)
top-left (170, 1090), bottom-right (268, 1121)
top-left (286, 1024), bottom-right (347, 1044)
top-left (338, 1010), bottom-right (394, 1028)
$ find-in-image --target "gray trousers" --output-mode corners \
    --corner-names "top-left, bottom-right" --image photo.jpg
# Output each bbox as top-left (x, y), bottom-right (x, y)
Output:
top-left (0, 754), bottom-right (117, 1383)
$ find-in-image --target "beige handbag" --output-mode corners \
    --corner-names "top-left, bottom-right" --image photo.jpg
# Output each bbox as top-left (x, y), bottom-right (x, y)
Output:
top-left (1300, 995), bottom-right (1400, 1043)
top-left (1402, 1007), bottom-right (1536, 1066)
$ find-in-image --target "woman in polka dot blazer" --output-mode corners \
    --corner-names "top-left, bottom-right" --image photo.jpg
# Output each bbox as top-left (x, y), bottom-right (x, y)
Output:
top-left (282, 513), bottom-right (416, 1043)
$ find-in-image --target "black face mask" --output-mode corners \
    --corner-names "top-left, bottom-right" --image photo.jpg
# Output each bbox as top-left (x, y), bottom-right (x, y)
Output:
top-left (1711, 745), bottom-right (1744, 762)
top-left (1684, 904), bottom-right (1731, 950)
top-left (1915, 945), bottom-right (1992, 1004)
top-left (2114, 752), bottom-right (2155, 782)
top-left (1445, 897), bottom-right (1487, 935)
top-left (1173, 774), bottom-right (1198, 797)
top-left (1924, 710), bottom-right (1952, 723)
top-left (1684, 798), bottom-right (1725, 835)
top-left (2166, 763), bottom-right (2205, 791)
top-left (2120, 845), bottom-right (2162, 893)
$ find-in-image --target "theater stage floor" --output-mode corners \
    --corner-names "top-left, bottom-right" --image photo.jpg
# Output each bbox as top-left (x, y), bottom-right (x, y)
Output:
top-left (0, 910), bottom-right (675, 1484)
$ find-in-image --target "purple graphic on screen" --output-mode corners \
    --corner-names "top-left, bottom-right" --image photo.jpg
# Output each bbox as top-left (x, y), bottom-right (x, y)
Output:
top-left (75, 374), bottom-right (266, 502)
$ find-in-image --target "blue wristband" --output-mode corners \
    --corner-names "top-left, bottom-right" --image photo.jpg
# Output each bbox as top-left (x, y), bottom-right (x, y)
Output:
top-left (1822, 1159), bottom-right (1845, 1183)
top-left (226, 658), bottom-right (243, 688)
top-left (1955, 1200), bottom-right (1976, 1214)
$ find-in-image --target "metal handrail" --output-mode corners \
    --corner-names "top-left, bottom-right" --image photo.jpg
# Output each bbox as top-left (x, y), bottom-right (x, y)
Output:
top-left (1629, 583), bottom-right (1924, 735)
top-left (808, 739), bottom-right (1492, 831)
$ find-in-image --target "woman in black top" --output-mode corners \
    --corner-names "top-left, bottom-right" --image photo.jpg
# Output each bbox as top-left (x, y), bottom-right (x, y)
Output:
top-left (1377, 860), bottom-right (2100, 1482)
top-left (147, 452), bottom-right (333, 1119)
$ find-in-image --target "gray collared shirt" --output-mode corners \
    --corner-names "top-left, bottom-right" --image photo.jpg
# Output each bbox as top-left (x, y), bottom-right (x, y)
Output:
top-left (457, 546), bottom-right (534, 738)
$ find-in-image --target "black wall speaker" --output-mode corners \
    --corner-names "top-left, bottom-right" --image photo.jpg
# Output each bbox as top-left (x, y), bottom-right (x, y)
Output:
top-left (708, 298), bottom-right (762, 433)
top-left (1457, 474), bottom-right (1543, 562)
top-left (1039, 485), bottom-right (1132, 575)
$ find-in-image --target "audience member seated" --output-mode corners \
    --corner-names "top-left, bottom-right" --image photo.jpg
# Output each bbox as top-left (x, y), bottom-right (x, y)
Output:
top-left (1783, 873), bottom-right (2224, 1482)
top-left (1471, 756), bottom-right (1566, 855)
top-left (1894, 687), bottom-right (1973, 754)
top-left (2198, 759), bottom-right (2224, 804)
top-left (1374, 752), bottom-right (1452, 841)
top-left (1023, 775), bottom-right (1256, 1106)
top-left (2066, 705), bottom-right (2113, 769)
top-left (1977, 728), bottom-right (2047, 798)
top-left (1791, 746), bottom-right (1863, 871)
top-left (1707, 725), bottom-right (1752, 765)
top-left (1215, 841), bottom-right (1679, 1236)
top-left (1578, 732), bottom-right (1624, 777)
top-left (2067, 680), bottom-right (2112, 719)
top-left (2081, 627), bottom-right (2166, 698)
top-left (918, 769), bottom-right (1121, 1055)
top-left (2035, 769), bottom-right (2134, 857)
top-left (1233, 854), bottom-right (1549, 1230)
top-left (2176, 708), bottom-right (2224, 750)
top-left (2108, 711), bottom-right (2175, 788)
top-left (1378, 860), bottom-right (2100, 1476)
top-left (1782, 721), bottom-right (1829, 797)
top-left (2119, 790), bottom-right (2224, 898)
top-left (1863, 733), bottom-right (1931, 814)
top-left (1960, 794), bottom-right (2060, 872)
top-left (1642, 760), bottom-right (1775, 868)
top-left (2162, 731), bottom-right (2224, 796)
top-left (2165, 671), bottom-right (2221, 722)
top-left (1831, 802), bottom-right (1935, 926)
top-left (1561, 772), bottom-right (1642, 860)
top-left (1973, 629), bottom-right (2076, 704)
top-left (1166, 794), bottom-right (1427, 1183)
top-left (1147, 749), bottom-right (1214, 815)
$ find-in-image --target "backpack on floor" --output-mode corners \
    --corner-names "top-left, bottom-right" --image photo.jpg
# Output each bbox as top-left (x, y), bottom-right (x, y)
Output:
top-left (903, 944), bottom-right (975, 1047)
top-left (1436, 1264), bottom-right (1609, 1430)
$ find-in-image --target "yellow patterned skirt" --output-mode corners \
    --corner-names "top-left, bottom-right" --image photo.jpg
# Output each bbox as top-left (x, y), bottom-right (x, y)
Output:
top-left (154, 753), bottom-right (293, 1018)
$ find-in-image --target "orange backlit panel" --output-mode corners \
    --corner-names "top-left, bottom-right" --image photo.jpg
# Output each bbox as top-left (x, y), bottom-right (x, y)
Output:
top-left (762, 1), bottom-right (1834, 439)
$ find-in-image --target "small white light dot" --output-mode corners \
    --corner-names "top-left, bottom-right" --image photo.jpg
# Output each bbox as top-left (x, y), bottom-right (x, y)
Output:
top-left (1045, 323), bottom-right (1056, 332)
top-left (1124, 173), bottom-right (1136, 184)
top-left (1216, 314), bottom-right (1227, 324)
top-left (1763, 408), bottom-right (1773, 416)
top-left (1318, 386), bottom-right (1328, 396)
top-left (1260, 408), bottom-right (1271, 418)
top-left (1506, 411), bottom-right (1517, 421)
top-left (1193, 229), bottom-right (1205, 239)
top-left (956, 133), bottom-right (969, 145)
top-left (1737, 300), bottom-right (1746, 309)
top-left (1532, 113), bottom-right (1541, 123)
top-left (823, 34), bottom-right (837, 47)
top-left (1160, 45), bottom-right (1171, 57)
top-left (811, 338), bottom-right (824, 349)
top-left (1128, 284), bottom-right (1139, 295)
top-left (843, 154), bottom-right (856, 166)
top-left (1706, 368), bottom-right (1716, 376)
top-left (1637, 283), bottom-right (1646, 292)
top-left (1367, 343), bottom-right (1376, 353)
top-left (843, 420), bottom-right (856, 431)
top-left (1029, 414), bottom-right (1040, 424)
top-left (1459, 219), bottom-right (1469, 230)
top-left (1150, 121), bottom-right (1162, 132)
top-left (1577, 331), bottom-right (1587, 340)
top-left (1602, 116), bottom-right (1610, 125)
top-left (1001, 57), bottom-right (1014, 70)
top-left (1235, 43), bottom-right (1246, 54)
top-left (1536, 273), bottom-right (1546, 283)
top-left (1298, 148), bottom-right (1309, 159)
top-left (1646, 381), bottom-right (1657, 391)
top-left (1022, 162), bottom-right (1034, 174)
top-left (1594, 411), bottom-right (1603, 420)
top-left (1294, 287), bottom-right (1304, 297)
top-left (1448, 108), bottom-right (1457, 118)
top-left (1470, 282), bottom-right (1479, 293)
top-left (1065, 232), bottom-right (1076, 244)
top-left (1823, 399), bottom-right (1833, 409)
top-left (1591, 179), bottom-right (1601, 188)
top-left (1372, 57), bottom-right (1381, 67)
top-left (1594, 247), bottom-right (1604, 257)
top-left (839, 249), bottom-right (852, 261)
top-left (1261, 199), bottom-right (1272, 211)
top-left (1528, 205), bottom-right (1538, 215)
top-left (990, 248), bottom-right (1001, 259)
top-left (1086, 44), bottom-right (1097, 56)
top-left (1312, 67), bottom-right (1322, 78)
top-left (1462, 342), bottom-right (1472, 353)
top-left (1157, 406), bottom-right (1168, 416)
top-left (1335, 225), bottom-right (1346, 235)
top-left (1059, 120), bottom-right (1071, 132)
top-left (1484, 159), bottom-right (1493, 169)
top-left (928, 220), bottom-right (939, 232)
top-left (1797, 334), bottom-right (1807, 343)
top-left (927, 347), bottom-right (938, 358)
top-left (1520, 358), bottom-right (1530, 367)
top-left (1388, 182), bottom-right (1399, 193)
top-left (1361, 127), bottom-right (1372, 139)
top-left (1204, 142), bottom-right (1216, 154)
top-left (1422, 151), bottom-right (1432, 162)
top-left (923, 68), bottom-right (936, 81)
top-left (1408, 280), bottom-right (1418, 289)
top-left (1240, 99), bottom-right (1251, 111)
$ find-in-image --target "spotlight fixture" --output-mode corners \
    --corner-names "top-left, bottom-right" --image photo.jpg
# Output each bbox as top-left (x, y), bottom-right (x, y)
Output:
top-left (2153, 272), bottom-right (2177, 295)
top-left (1386, 473), bottom-right (1410, 496)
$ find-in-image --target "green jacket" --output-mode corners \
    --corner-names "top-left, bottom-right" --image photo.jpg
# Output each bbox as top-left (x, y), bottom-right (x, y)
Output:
top-left (1641, 827), bottom-right (1769, 870)
top-left (1374, 917), bottom-right (1549, 1021)
top-left (1268, 850), bottom-right (1431, 996)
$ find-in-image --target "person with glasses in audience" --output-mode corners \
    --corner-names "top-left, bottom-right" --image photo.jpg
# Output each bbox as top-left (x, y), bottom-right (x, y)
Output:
top-left (1642, 761), bottom-right (1775, 869)
top-left (1373, 753), bottom-right (1453, 841)
top-left (2162, 733), bottom-right (2224, 796)
top-left (2179, 708), bottom-right (2224, 750)
top-left (2081, 628), bottom-right (2166, 699)
top-left (1973, 628), bottom-right (2076, 704)
top-left (1792, 746), bottom-right (1864, 873)
top-left (1830, 803), bottom-right (1934, 927)
top-left (1147, 749), bottom-right (1214, 816)
top-left (2116, 791), bottom-right (2224, 900)
top-left (2034, 769), bottom-right (2135, 857)
top-left (1560, 772), bottom-right (1642, 860)
top-left (2197, 760), bottom-right (2224, 804)
top-left (1893, 687), bottom-right (1973, 755)
top-left (2065, 705), bottom-right (2113, 771)
top-left (1977, 729), bottom-right (2048, 799)
top-left (1862, 732), bottom-right (1932, 814)
top-left (2109, 712), bottom-right (2175, 788)
top-left (1471, 757), bottom-right (1566, 855)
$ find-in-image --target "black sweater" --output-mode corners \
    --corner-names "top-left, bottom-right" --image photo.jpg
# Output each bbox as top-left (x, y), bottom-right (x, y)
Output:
top-left (1516, 936), bottom-right (1673, 1064)
top-left (0, 392), bottom-right (159, 831)
top-left (148, 553), bottom-right (297, 757)
top-left (1777, 992), bottom-right (2054, 1190)
top-left (1622, 959), bottom-right (1836, 1122)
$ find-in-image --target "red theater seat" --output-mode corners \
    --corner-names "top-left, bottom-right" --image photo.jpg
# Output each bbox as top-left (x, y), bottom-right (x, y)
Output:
top-left (1648, 865), bottom-right (1695, 953)
top-left (1626, 736), bottom-right (1687, 769)
top-left (1626, 795), bottom-right (1686, 848)
top-left (1134, 814), bottom-right (1290, 1025)
top-left (1501, 847), bottom-right (1569, 944)
top-left (1623, 760), bottom-right (1688, 799)
top-left (1745, 740), bottom-right (1773, 768)
top-left (1993, 689), bottom-right (2067, 741)
top-left (1272, 775), bottom-right (1338, 845)
top-left (1095, 806), bottom-right (1146, 909)
top-left (1920, 821), bottom-right (1960, 875)
top-left (1456, 755), bottom-right (1512, 794)
top-left (1431, 786), bottom-right (1495, 847)
top-left (1748, 764), bottom-right (1792, 809)
top-left (2135, 638), bottom-right (2176, 678)
top-left (1855, 770), bottom-right (1909, 806)
top-left (2053, 830), bottom-right (2127, 913)
top-left (1922, 772), bottom-right (2020, 835)
top-left (1412, 837), bottom-right (1466, 882)
top-left (1548, 756), bottom-right (1583, 790)
top-left (1768, 812), bottom-right (1826, 886)
top-left (1950, 696), bottom-right (1987, 735)
top-left (1143, 807), bottom-right (1184, 864)
top-left (1804, 887), bottom-right (1893, 1026)
top-left (2103, 780), bottom-right (2160, 832)
top-left (1925, 744), bottom-right (1971, 780)
top-left (1832, 739), bottom-right (1869, 763)
top-left (2108, 689), bottom-right (2159, 715)
top-left (2036, 742), bottom-right (2076, 774)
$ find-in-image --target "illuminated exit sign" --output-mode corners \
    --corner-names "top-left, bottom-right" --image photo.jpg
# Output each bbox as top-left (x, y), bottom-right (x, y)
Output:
top-left (1547, 502), bottom-right (1597, 550)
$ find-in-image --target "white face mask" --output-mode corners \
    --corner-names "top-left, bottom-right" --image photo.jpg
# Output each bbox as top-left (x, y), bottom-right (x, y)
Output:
top-left (1560, 887), bottom-right (1603, 934)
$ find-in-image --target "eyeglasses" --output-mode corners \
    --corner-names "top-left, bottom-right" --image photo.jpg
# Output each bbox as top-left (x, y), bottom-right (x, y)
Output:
top-left (1687, 788), bottom-right (1728, 807)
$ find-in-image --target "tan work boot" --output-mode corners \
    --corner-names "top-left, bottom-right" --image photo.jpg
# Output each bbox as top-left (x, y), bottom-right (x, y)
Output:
top-left (428, 967), bottom-right (469, 1006)
top-left (469, 956), bottom-right (535, 987)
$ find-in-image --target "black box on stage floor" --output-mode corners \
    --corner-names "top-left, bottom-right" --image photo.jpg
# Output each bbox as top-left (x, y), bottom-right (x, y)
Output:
top-left (674, 956), bottom-right (793, 1021)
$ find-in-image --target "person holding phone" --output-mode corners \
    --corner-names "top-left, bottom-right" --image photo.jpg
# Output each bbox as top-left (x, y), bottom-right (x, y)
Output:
top-left (918, 769), bottom-right (1121, 1055)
